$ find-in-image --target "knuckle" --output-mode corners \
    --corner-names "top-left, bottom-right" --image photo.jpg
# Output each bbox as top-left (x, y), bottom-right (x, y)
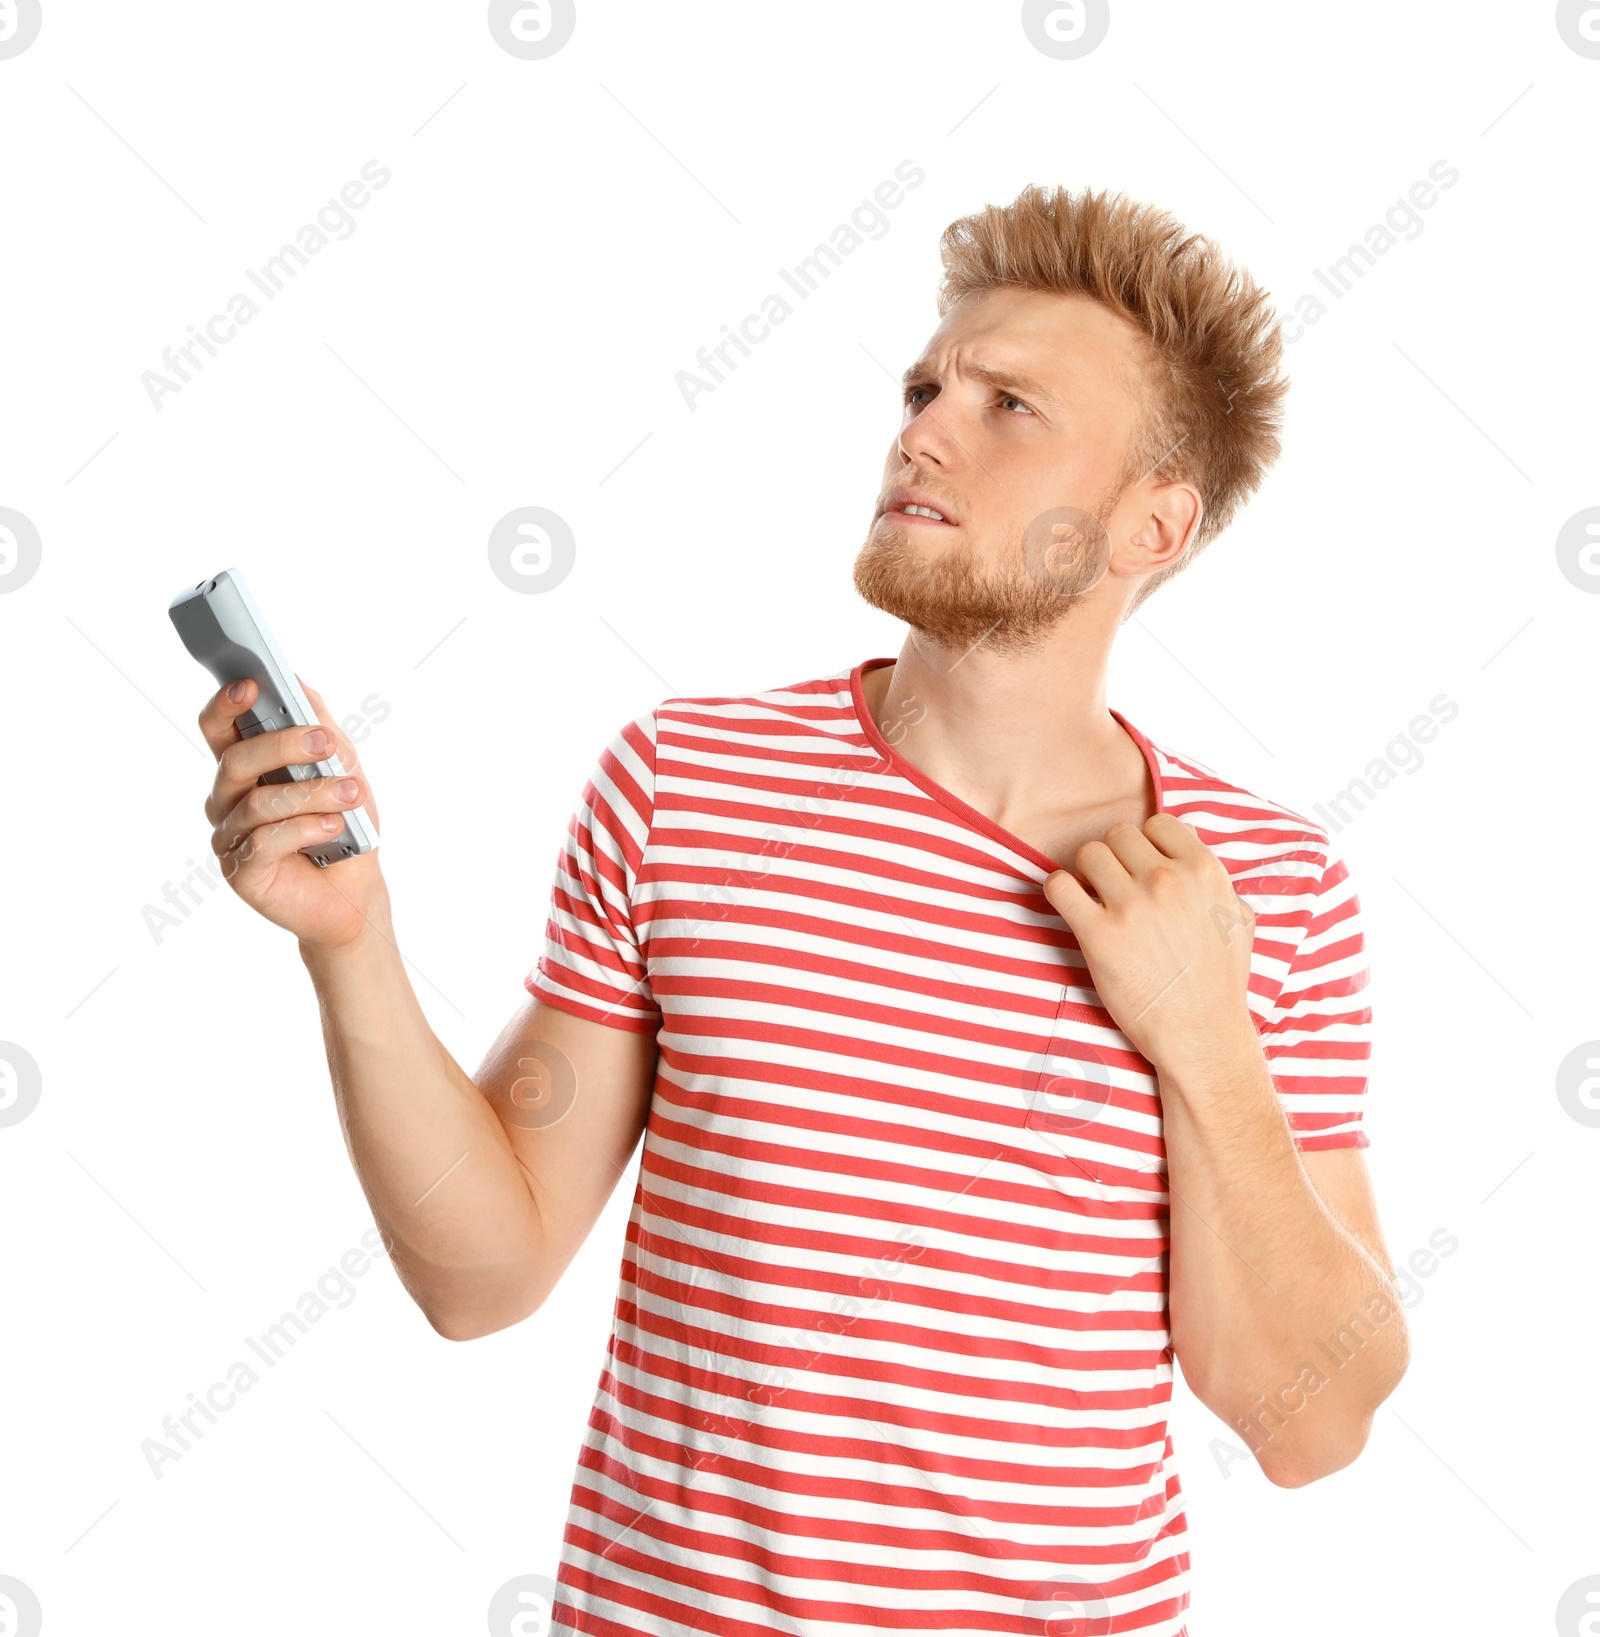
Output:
top-left (253, 782), bottom-right (303, 825)
top-left (234, 786), bottom-right (266, 826)
top-left (210, 808), bottom-right (243, 854)
top-left (228, 834), bottom-right (256, 870)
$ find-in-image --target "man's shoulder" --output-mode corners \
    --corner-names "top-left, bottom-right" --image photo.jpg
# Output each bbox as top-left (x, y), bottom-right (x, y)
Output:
top-left (647, 662), bottom-right (863, 740)
top-left (1142, 726), bottom-right (1343, 890)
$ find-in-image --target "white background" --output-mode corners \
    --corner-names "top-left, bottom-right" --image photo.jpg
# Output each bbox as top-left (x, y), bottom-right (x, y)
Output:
top-left (2, 2), bottom-right (1597, 1633)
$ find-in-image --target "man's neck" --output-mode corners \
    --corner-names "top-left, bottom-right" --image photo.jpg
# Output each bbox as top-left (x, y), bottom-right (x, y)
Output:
top-left (862, 631), bottom-right (1153, 839)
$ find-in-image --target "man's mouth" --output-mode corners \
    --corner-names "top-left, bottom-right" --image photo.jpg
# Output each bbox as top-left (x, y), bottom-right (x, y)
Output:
top-left (883, 488), bottom-right (959, 527)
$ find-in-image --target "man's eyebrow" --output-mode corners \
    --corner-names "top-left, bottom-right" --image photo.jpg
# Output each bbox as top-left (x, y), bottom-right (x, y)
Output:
top-left (898, 356), bottom-right (1062, 407)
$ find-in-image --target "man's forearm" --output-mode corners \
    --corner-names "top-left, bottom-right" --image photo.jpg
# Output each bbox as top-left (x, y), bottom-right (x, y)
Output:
top-left (300, 897), bottom-right (543, 1338)
top-left (1157, 1027), bottom-right (1409, 1484)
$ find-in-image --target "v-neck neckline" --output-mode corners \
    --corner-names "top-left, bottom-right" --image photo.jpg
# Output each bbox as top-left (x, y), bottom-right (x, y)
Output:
top-left (848, 656), bottom-right (1166, 877)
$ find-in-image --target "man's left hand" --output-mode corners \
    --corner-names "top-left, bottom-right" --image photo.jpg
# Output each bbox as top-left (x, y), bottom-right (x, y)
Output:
top-left (1043, 814), bottom-right (1258, 1071)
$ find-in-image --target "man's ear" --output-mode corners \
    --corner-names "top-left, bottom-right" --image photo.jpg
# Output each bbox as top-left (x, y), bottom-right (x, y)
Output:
top-left (1124, 479), bottom-right (1203, 574)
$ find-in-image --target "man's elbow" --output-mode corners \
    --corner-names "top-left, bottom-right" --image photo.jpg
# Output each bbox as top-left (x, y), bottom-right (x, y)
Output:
top-left (429, 1309), bottom-right (489, 1343)
top-left (1259, 1421), bottom-right (1373, 1488)
top-left (423, 1283), bottom-right (547, 1342)
top-left (1258, 1339), bottom-right (1413, 1487)
top-left (428, 1301), bottom-right (540, 1342)
top-left (1260, 1450), bottom-right (1347, 1488)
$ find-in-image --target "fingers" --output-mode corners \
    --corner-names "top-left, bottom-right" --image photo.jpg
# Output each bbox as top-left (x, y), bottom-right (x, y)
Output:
top-left (297, 675), bottom-right (366, 784)
top-left (298, 677), bottom-right (379, 834)
top-left (1091, 824), bottom-right (1161, 874)
top-left (210, 768), bottom-right (364, 857)
top-left (198, 674), bottom-right (377, 848)
top-left (1141, 812), bottom-right (1203, 857)
top-left (197, 674), bottom-right (355, 779)
top-left (1079, 817), bottom-right (1207, 899)
top-left (1043, 866), bottom-right (1100, 929)
top-left (205, 720), bottom-right (347, 827)
top-left (218, 810), bottom-right (351, 891)
top-left (1070, 833), bottom-right (1143, 905)
top-left (197, 675), bottom-right (258, 759)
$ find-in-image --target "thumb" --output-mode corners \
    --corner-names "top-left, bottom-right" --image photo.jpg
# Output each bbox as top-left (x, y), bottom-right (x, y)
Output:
top-left (296, 674), bottom-right (364, 779)
top-left (296, 675), bottom-right (342, 745)
top-left (296, 674), bottom-right (381, 835)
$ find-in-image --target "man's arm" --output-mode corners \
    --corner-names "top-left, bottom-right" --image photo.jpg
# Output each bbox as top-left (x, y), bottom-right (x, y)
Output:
top-left (303, 917), bottom-right (657, 1342)
top-left (189, 673), bottom-right (656, 1342)
top-left (472, 989), bottom-right (660, 1324)
top-left (1156, 1032), bottom-right (1408, 1487)
top-left (1043, 815), bottom-right (1407, 1487)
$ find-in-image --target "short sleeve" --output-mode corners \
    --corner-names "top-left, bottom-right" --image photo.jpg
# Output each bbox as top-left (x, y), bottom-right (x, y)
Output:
top-left (524, 711), bottom-right (661, 1034)
top-left (1257, 846), bottom-right (1372, 1151)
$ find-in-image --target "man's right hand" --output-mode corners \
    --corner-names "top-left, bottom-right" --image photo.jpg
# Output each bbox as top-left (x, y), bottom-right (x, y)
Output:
top-left (198, 674), bottom-right (387, 954)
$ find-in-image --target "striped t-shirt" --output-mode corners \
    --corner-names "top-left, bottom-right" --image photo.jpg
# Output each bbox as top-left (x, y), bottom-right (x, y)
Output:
top-left (526, 657), bottom-right (1372, 1637)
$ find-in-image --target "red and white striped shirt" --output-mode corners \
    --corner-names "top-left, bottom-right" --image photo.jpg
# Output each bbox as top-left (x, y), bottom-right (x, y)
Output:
top-left (527, 657), bottom-right (1372, 1637)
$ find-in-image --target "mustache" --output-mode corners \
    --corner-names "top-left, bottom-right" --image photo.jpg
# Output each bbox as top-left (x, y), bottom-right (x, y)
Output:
top-left (877, 479), bottom-right (1127, 524)
top-left (876, 475), bottom-right (960, 514)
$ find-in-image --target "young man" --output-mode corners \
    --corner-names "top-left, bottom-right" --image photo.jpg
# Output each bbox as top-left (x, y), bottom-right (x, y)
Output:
top-left (198, 185), bottom-right (1407, 1636)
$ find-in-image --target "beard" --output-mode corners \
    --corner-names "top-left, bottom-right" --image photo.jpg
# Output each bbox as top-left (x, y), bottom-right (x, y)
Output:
top-left (851, 485), bottom-right (1123, 658)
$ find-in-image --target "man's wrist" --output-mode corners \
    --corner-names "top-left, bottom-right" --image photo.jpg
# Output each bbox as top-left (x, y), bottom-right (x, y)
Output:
top-left (1148, 1008), bottom-right (1265, 1094)
top-left (298, 905), bottom-right (400, 983)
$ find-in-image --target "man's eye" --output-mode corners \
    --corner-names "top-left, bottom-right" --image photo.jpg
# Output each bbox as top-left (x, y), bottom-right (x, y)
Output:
top-left (901, 385), bottom-right (1033, 413)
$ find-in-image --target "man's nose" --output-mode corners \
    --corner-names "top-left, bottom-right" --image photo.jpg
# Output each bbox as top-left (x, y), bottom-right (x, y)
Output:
top-left (898, 405), bottom-right (959, 469)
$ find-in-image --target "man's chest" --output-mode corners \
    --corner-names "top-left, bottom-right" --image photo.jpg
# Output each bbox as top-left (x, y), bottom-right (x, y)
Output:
top-left (1013, 792), bottom-right (1158, 880)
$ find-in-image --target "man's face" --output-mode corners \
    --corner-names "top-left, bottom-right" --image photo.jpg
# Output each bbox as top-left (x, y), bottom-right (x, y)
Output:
top-left (853, 285), bottom-right (1156, 656)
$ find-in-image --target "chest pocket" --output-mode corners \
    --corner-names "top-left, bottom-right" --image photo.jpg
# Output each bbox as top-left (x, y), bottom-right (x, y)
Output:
top-left (1021, 999), bottom-right (1164, 1179)
top-left (1025, 1034), bottom-right (1113, 1141)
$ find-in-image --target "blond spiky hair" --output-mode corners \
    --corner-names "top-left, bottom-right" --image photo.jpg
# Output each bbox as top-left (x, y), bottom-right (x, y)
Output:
top-left (936, 184), bottom-right (1288, 615)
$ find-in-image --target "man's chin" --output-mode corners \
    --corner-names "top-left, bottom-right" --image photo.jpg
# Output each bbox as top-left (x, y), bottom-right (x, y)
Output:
top-left (851, 533), bottom-right (1069, 656)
